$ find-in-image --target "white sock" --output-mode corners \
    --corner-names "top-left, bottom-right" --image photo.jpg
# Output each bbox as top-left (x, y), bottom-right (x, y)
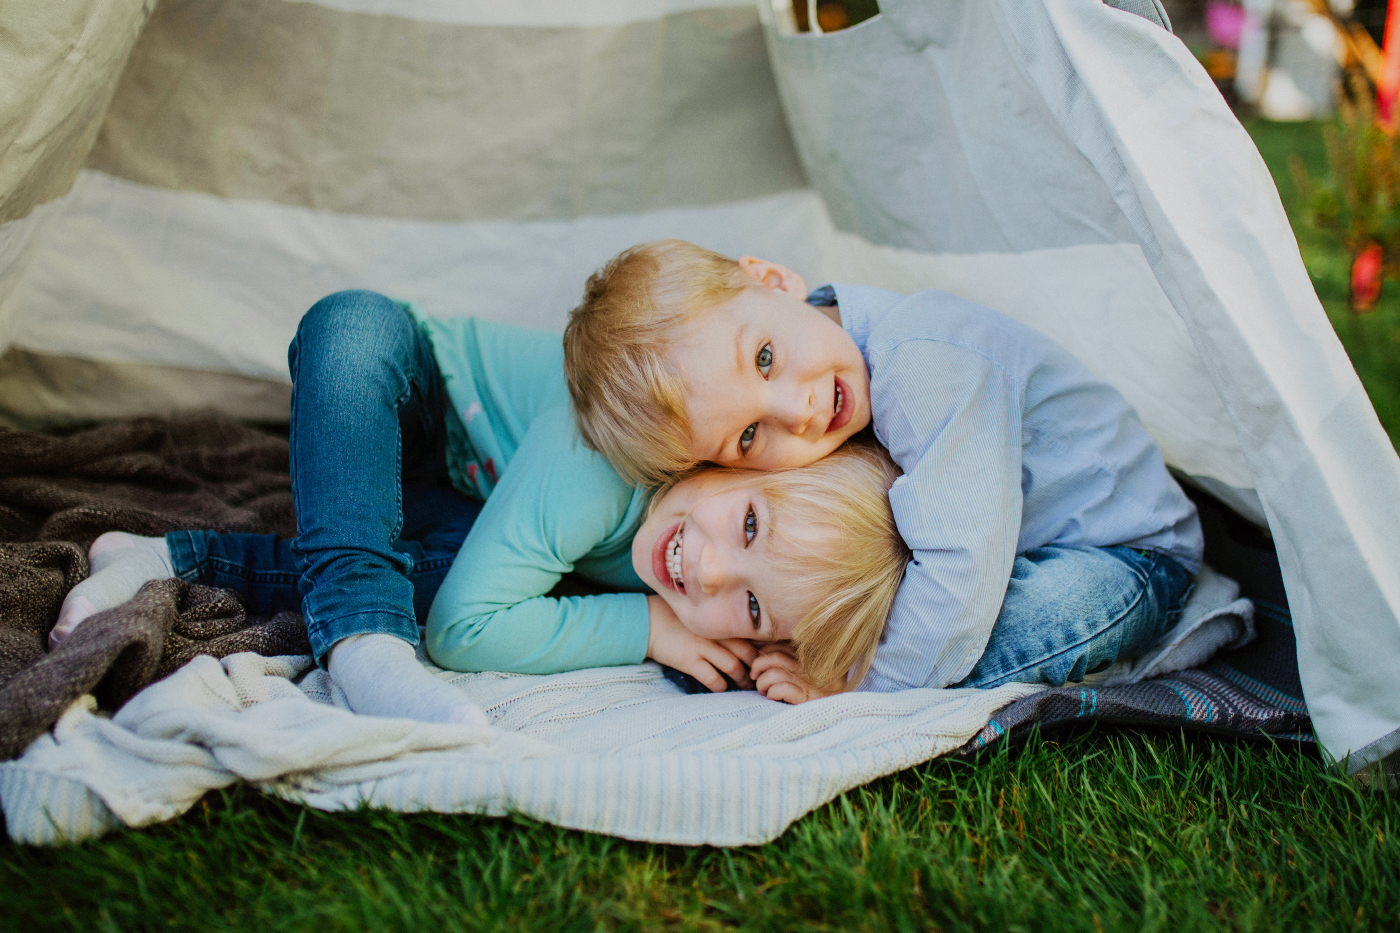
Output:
top-left (327, 633), bottom-right (489, 726)
top-left (51, 532), bottom-right (175, 647)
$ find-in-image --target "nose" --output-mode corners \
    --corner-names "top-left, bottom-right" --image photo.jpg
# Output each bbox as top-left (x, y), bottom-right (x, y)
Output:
top-left (696, 541), bottom-right (733, 596)
top-left (775, 382), bottom-right (815, 434)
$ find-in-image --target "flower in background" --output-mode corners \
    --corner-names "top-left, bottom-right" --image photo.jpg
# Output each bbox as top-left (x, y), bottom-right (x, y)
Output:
top-left (1207, 0), bottom-right (1247, 49)
top-left (1353, 241), bottom-right (1385, 310)
top-left (1294, 73), bottom-right (1400, 311)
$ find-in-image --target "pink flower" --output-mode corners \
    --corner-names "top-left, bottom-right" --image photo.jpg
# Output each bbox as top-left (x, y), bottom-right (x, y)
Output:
top-left (1205, 0), bottom-right (1246, 50)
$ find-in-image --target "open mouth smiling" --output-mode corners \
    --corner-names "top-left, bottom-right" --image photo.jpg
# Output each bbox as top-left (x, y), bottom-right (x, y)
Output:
top-left (826, 376), bottom-right (854, 435)
top-left (651, 523), bottom-right (686, 594)
top-left (667, 526), bottom-right (685, 591)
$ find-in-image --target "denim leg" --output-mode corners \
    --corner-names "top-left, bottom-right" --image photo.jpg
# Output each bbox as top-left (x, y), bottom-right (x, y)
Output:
top-left (166, 482), bottom-right (481, 629)
top-left (397, 484), bottom-right (483, 621)
top-left (955, 545), bottom-right (1192, 689)
top-left (287, 290), bottom-right (455, 665)
top-left (167, 531), bottom-right (303, 618)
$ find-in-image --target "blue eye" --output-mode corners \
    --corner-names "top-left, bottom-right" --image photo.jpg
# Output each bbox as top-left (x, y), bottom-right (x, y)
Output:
top-left (748, 592), bottom-right (761, 628)
top-left (739, 423), bottom-right (757, 454)
top-left (756, 343), bottom-right (773, 378)
top-left (744, 505), bottom-right (757, 545)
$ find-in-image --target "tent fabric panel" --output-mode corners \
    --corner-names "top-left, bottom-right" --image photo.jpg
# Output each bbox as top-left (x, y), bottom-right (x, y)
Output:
top-left (86, 0), bottom-right (805, 223)
top-left (1008, 0), bottom-right (1400, 768)
top-left (759, 4), bottom-right (1140, 254)
top-left (0, 0), bottom-right (154, 352)
top-left (289, 0), bottom-right (751, 28)
top-left (1102, 0), bottom-right (1171, 32)
top-left (0, 347), bottom-right (292, 430)
top-left (0, 0), bottom-right (152, 225)
top-left (13, 173), bottom-right (853, 378)
top-left (1267, 448), bottom-right (1400, 766)
top-left (0, 203), bottom-right (64, 351)
top-left (12, 170), bottom-right (1256, 496)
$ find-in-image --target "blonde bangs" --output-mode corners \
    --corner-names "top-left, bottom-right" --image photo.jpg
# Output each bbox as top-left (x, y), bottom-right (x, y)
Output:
top-left (756, 441), bottom-right (909, 692)
top-left (564, 239), bottom-right (758, 486)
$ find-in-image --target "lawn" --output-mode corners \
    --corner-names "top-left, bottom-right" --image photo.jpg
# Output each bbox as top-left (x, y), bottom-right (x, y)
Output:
top-left (4, 734), bottom-right (1396, 932)
top-left (3, 121), bottom-right (1399, 932)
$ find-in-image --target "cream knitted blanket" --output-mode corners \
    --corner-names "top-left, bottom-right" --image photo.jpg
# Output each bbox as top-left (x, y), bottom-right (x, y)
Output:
top-left (0, 651), bottom-right (1039, 846)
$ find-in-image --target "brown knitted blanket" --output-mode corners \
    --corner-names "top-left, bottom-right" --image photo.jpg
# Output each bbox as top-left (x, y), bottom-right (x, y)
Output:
top-left (0, 417), bottom-right (311, 760)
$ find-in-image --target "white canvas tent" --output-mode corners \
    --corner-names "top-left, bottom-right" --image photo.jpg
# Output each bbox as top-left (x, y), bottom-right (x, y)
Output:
top-left (0, 0), bottom-right (1396, 775)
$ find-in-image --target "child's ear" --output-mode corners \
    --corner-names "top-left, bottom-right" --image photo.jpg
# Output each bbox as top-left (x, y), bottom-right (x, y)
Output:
top-left (737, 257), bottom-right (808, 298)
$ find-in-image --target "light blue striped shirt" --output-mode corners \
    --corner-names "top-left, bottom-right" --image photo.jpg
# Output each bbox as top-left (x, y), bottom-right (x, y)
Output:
top-left (821, 285), bottom-right (1204, 692)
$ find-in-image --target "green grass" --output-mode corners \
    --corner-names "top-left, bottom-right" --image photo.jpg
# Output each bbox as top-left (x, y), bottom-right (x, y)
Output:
top-left (3, 732), bottom-right (1396, 932)
top-left (5, 120), bottom-right (1400, 932)
top-left (1247, 118), bottom-right (1400, 447)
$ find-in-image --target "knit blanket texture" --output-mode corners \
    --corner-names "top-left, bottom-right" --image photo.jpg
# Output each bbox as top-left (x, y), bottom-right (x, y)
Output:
top-left (0, 418), bottom-right (310, 760)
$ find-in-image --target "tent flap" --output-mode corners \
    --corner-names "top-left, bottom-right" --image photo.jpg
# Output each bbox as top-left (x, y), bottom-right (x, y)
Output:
top-left (0, 0), bottom-right (154, 351)
top-left (760, 0), bottom-right (1400, 769)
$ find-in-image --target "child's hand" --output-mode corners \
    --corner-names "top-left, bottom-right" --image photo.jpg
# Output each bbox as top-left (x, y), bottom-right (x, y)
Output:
top-left (751, 643), bottom-right (836, 704)
top-left (646, 596), bottom-right (757, 692)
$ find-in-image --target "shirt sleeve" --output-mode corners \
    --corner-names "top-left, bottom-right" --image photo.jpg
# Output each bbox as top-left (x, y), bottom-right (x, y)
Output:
top-left (861, 337), bottom-right (1023, 691)
top-left (425, 403), bottom-right (651, 674)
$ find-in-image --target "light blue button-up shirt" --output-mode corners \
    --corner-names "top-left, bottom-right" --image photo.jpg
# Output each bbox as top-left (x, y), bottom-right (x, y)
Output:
top-left (817, 285), bottom-right (1204, 692)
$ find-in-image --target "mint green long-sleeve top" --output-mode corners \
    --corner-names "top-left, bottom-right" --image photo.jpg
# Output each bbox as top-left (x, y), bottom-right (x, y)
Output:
top-left (407, 311), bottom-right (653, 674)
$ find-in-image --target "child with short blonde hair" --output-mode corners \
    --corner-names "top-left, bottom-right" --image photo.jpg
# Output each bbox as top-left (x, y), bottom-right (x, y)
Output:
top-left (565, 240), bottom-right (767, 486)
top-left (57, 291), bottom-right (908, 708)
top-left (565, 239), bottom-right (1204, 701)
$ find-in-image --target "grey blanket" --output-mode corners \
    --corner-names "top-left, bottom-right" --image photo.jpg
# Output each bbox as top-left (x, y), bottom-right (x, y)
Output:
top-left (0, 418), bottom-right (310, 759)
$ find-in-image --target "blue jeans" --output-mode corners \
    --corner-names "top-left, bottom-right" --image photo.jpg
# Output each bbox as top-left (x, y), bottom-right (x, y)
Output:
top-left (954, 545), bottom-right (1192, 689)
top-left (166, 291), bottom-right (481, 664)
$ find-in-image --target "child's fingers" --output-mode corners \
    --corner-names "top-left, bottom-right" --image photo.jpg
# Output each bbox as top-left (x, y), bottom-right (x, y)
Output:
top-left (704, 643), bottom-right (755, 689)
top-left (756, 641), bottom-right (798, 660)
top-left (753, 666), bottom-right (780, 696)
top-left (679, 657), bottom-right (730, 693)
top-left (748, 654), bottom-right (779, 682)
top-left (761, 677), bottom-right (809, 705)
top-left (717, 638), bottom-right (761, 667)
top-left (750, 650), bottom-right (801, 681)
top-left (754, 664), bottom-right (796, 695)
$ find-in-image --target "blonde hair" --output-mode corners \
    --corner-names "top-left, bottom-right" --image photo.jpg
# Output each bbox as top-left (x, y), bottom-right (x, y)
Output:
top-left (655, 439), bottom-right (910, 694)
top-left (564, 239), bottom-right (757, 487)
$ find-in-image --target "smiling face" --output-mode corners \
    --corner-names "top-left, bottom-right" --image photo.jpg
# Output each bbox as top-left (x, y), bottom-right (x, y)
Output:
top-left (631, 469), bottom-right (808, 643)
top-left (669, 260), bottom-right (872, 471)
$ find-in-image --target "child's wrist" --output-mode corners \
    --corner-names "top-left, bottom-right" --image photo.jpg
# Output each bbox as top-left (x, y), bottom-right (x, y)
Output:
top-left (644, 594), bottom-right (667, 657)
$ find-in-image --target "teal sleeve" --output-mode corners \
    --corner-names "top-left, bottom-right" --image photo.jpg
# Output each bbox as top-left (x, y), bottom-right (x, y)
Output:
top-left (425, 404), bottom-right (652, 674)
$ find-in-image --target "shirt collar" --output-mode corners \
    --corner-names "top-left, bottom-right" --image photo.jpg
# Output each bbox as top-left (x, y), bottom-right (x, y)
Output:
top-left (804, 284), bottom-right (837, 307)
top-left (808, 283), bottom-right (870, 355)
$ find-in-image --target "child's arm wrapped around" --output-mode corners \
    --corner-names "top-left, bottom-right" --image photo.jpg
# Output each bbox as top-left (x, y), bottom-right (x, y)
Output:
top-left (425, 403), bottom-right (756, 690)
